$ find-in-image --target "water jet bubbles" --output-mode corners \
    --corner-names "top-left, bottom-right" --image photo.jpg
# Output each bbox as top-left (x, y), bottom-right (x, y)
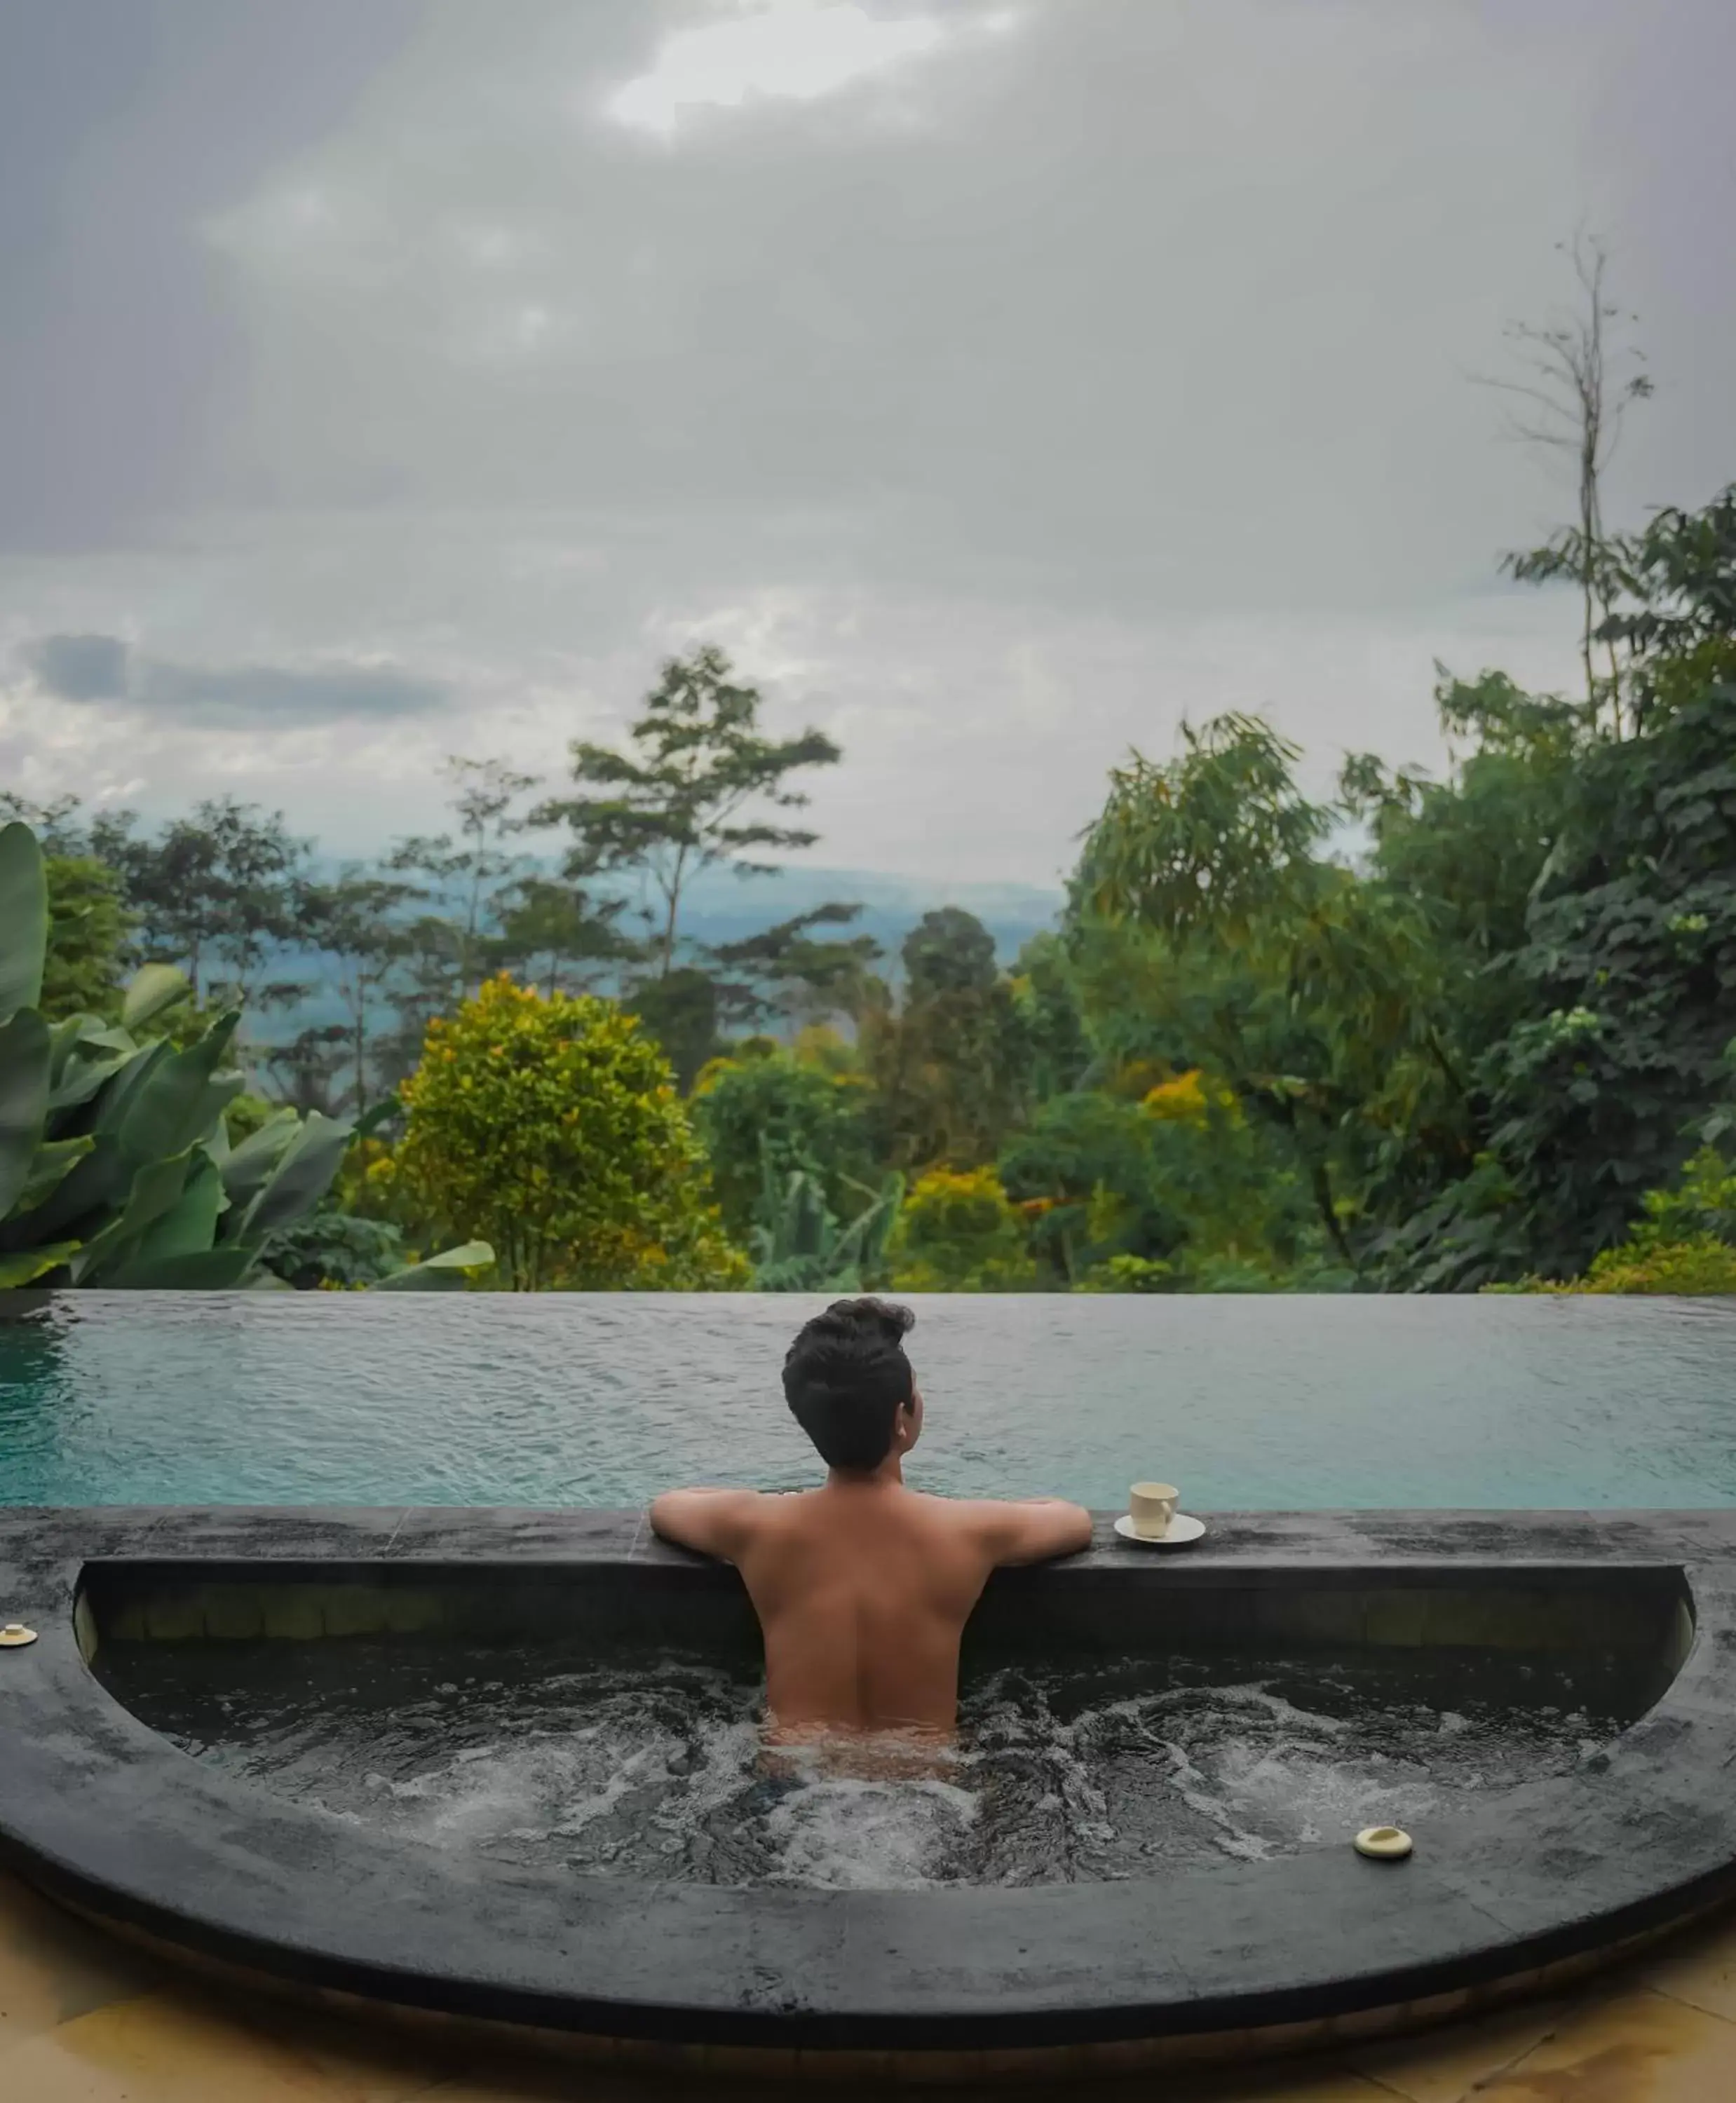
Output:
top-left (119, 1640), bottom-right (1625, 1888)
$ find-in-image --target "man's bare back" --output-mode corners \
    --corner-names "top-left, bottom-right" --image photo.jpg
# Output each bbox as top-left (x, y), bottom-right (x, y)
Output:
top-left (649, 1300), bottom-right (1092, 1743)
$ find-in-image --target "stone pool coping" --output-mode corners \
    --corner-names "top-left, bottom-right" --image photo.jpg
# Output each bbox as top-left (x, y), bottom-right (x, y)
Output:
top-left (3, 1506), bottom-right (1736, 2080)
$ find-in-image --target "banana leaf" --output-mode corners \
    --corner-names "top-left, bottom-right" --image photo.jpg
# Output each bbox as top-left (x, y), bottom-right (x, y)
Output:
top-left (49, 1051), bottom-right (139, 1114)
top-left (48, 1014), bottom-right (102, 1089)
top-left (122, 963), bottom-right (191, 1032)
top-left (373, 1240), bottom-right (494, 1291)
top-left (23, 1132), bottom-right (128, 1237)
top-left (0, 823), bottom-right (46, 1023)
top-left (236, 1112), bottom-right (353, 1241)
top-left (115, 1012), bottom-right (244, 1164)
top-left (48, 1030), bottom-right (142, 1112)
top-left (0, 1008), bottom-right (51, 1218)
top-left (0, 1241), bottom-right (81, 1288)
top-left (71, 1150), bottom-right (203, 1284)
top-left (90, 1040), bottom-right (171, 1133)
top-left (116, 1152), bottom-right (226, 1270)
top-left (8, 1135), bottom-right (95, 1218)
top-left (105, 1246), bottom-right (258, 1290)
top-left (355, 1098), bottom-right (401, 1141)
top-left (216, 1110), bottom-right (301, 1211)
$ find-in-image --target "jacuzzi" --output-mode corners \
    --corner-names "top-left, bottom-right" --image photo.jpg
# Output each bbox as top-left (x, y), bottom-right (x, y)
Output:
top-left (1, 1504), bottom-right (1733, 2085)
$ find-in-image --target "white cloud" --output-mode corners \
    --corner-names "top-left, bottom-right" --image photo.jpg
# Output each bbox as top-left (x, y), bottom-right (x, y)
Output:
top-left (604, 3), bottom-right (957, 139)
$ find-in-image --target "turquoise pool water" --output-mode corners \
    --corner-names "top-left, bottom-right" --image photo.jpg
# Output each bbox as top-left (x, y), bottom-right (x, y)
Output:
top-left (2, 1291), bottom-right (1732, 1509)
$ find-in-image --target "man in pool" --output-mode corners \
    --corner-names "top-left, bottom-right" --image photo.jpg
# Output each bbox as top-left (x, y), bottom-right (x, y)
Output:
top-left (649, 1298), bottom-right (1093, 1750)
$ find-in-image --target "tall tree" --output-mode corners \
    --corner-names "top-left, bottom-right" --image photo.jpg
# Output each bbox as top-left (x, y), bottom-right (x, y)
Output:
top-left (1073, 714), bottom-right (1334, 942)
top-left (300, 871), bottom-right (423, 1115)
top-left (707, 903), bottom-right (883, 1035)
top-left (0, 791), bottom-right (89, 855)
top-left (389, 756), bottom-right (541, 998)
top-left (1599, 484), bottom-right (1736, 727)
top-left (1365, 490), bottom-right (1736, 1286)
top-left (902, 906), bottom-right (998, 1001)
top-left (95, 796), bottom-right (314, 1007)
top-left (535, 644), bottom-right (841, 980)
top-left (1007, 932), bottom-right (1094, 1106)
top-left (489, 873), bottom-right (635, 998)
top-left (863, 908), bottom-right (1029, 1173)
top-left (1071, 714), bottom-right (1467, 1274)
top-left (1340, 668), bottom-right (1589, 1068)
top-left (627, 967), bottom-right (721, 1094)
top-left (1481, 232), bottom-right (1652, 734)
top-left (265, 1023), bottom-right (351, 1119)
top-left (36, 857), bottom-right (135, 1021)
top-left (373, 913), bottom-right (469, 1097)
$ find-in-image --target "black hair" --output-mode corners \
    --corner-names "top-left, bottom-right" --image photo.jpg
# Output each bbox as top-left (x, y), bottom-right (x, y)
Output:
top-left (782, 1297), bottom-right (917, 1472)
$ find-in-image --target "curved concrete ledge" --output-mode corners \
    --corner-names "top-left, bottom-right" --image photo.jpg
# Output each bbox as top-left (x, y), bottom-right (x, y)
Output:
top-left (2, 1506), bottom-right (1735, 2084)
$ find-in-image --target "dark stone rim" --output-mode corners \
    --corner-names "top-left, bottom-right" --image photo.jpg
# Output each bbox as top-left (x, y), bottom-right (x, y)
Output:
top-left (3, 1505), bottom-right (1736, 2053)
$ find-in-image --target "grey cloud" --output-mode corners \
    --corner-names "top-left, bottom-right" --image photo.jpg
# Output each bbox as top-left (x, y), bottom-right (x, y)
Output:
top-left (131, 659), bottom-right (449, 725)
top-left (9, 0), bottom-right (1731, 617)
top-left (1, 0), bottom-right (1731, 882)
top-left (0, 0), bottom-right (422, 553)
top-left (22, 632), bottom-right (128, 700)
top-left (17, 629), bottom-right (447, 723)
top-left (188, 0), bottom-right (1735, 629)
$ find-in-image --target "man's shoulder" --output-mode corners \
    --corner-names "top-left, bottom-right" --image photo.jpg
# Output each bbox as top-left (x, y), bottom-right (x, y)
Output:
top-left (738, 1486), bottom-right (819, 1529)
top-left (910, 1492), bottom-right (1095, 1566)
top-left (904, 1488), bottom-right (1001, 1513)
top-left (902, 1488), bottom-right (1002, 1534)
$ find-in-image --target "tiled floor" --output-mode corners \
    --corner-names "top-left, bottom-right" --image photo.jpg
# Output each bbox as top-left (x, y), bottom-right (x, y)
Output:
top-left (7, 1869), bottom-right (1736, 2101)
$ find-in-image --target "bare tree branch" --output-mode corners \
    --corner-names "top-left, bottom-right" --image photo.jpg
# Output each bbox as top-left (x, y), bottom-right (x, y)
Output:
top-left (1478, 231), bottom-right (1651, 735)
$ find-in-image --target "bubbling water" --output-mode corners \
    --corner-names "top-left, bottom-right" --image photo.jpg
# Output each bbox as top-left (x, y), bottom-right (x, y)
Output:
top-left (116, 1642), bottom-right (1618, 1889)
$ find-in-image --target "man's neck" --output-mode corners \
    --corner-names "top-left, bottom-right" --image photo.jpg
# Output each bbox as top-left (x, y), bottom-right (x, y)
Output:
top-left (825, 1455), bottom-right (905, 1491)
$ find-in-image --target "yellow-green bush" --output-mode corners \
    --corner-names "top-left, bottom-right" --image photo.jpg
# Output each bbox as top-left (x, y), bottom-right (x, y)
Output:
top-left (395, 975), bottom-right (748, 1291)
top-left (887, 1166), bottom-right (1036, 1292)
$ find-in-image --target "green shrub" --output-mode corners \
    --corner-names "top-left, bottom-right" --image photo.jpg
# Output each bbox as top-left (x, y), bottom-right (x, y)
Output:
top-left (259, 1213), bottom-right (409, 1291)
top-left (1489, 1146), bottom-right (1736, 1295)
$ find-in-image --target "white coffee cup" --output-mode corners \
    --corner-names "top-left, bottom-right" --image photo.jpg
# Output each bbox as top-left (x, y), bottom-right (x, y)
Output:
top-left (1128, 1482), bottom-right (1179, 1539)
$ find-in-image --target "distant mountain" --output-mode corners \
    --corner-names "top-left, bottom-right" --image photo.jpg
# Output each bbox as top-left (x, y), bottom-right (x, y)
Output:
top-left (670, 863), bottom-right (1064, 960)
top-left (248, 864), bottom-right (1064, 1050)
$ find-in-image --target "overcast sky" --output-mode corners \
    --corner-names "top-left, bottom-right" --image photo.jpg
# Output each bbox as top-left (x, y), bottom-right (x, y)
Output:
top-left (1, 0), bottom-right (1731, 886)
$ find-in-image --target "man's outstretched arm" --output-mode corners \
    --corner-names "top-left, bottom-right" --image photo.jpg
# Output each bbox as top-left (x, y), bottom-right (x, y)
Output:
top-left (965, 1496), bottom-right (1095, 1567)
top-left (649, 1487), bottom-right (764, 1563)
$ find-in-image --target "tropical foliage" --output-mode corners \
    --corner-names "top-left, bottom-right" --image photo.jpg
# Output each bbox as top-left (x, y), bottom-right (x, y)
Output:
top-left (1491, 1148), bottom-right (1736, 1295)
top-left (690, 1039), bottom-right (875, 1244)
top-left (749, 1163), bottom-right (904, 1294)
top-left (0, 822), bottom-right (488, 1291)
top-left (6, 477), bottom-right (1735, 1296)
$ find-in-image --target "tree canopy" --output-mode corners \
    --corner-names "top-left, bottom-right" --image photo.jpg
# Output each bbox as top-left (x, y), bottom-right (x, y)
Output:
top-left (11, 482), bottom-right (1736, 1298)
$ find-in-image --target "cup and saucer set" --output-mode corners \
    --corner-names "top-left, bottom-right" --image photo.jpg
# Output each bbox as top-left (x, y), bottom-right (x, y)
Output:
top-left (1111, 1481), bottom-right (1207, 1549)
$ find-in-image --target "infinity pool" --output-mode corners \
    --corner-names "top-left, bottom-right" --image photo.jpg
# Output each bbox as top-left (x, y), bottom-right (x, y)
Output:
top-left (2, 1291), bottom-right (1732, 1509)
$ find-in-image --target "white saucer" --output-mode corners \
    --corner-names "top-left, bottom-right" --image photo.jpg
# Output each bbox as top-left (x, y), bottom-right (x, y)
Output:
top-left (1113, 1513), bottom-right (1206, 1549)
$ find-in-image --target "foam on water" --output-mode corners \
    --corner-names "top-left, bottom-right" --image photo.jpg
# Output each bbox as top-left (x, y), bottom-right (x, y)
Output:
top-left (118, 1643), bottom-right (1618, 1888)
